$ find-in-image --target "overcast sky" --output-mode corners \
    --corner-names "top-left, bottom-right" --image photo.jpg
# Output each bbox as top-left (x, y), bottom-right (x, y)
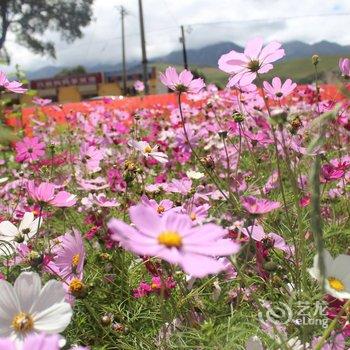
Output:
top-left (3, 0), bottom-right (350, 72)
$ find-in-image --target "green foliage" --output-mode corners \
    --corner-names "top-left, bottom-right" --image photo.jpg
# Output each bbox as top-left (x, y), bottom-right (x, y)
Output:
top-left (0, 0), bottom-right (94, 59)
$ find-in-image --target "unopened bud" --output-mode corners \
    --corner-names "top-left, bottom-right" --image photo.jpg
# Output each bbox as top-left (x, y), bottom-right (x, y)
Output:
top-left (233, 112), bottom-right (244, 123)
top-left (312, 55), bottom-right (319, 66)
top-left (218, 130), bottom-right (228, 139)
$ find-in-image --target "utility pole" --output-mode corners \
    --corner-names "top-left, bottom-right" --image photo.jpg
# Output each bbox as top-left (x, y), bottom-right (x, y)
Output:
top-left (180, 25), bottom-right (188, 70)
top-left (138, 0), bottom-right (149, 94)
top-left (120, 6), bottom-right (127, 95)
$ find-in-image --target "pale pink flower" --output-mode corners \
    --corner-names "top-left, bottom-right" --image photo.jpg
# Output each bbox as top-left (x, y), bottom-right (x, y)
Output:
top-left (339, 58), bottom-right (350, 78)
top-left (33, 97), bottom-right (52, 106)
top-left (218, 37), bottom-right (285, 87)
top-left (15, 137), bottom-right (45, 163)
top-left (140, 195), bottom-right (173, 215)
top-left (27, 181), bottom-right (77, 207)
top-left (263, 77), bottom-right (297, 100)
top-left (134, 80), bottom-right (145, 92)
top-left (108, 204), bottom-right (240, 278)
top-left (79, 144), bottom-right (104, 173)
top-left (241, 195), bottom-right (280, 215)
top-left (49, 229), bottom-right (85, 279)
top-left (160, 67), bottom-right (205, 94)
top-left (0, 71), bottom-right (27, 94)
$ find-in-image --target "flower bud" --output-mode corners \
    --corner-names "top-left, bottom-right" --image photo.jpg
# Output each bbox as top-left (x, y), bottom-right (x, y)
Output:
top-left (312, 54), bottom-right (319, 66)
top-left (233, 112), bottom-right (244, 123)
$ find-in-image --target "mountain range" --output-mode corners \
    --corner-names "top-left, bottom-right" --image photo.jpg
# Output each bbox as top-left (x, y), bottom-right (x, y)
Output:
top-left (27, 40), bottom-right (349, 79)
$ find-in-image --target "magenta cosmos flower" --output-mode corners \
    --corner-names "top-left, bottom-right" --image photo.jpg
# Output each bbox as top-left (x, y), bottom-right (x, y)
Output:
top-left (0, 71), bottom-right (27, 94)
top-left (339, 58), bottom-right (350, 78)
top-left (27, 181), bottom-right (77, 207)
top-left (15, 137), bottom-right (45, 163)
top-left (263, 77), bottom-right (297, 100)
top-left (241, 195), bottom-right (281, 215)
top-left (160, 67), bottom-right (205, 94)
top-left (108, 204), bottom-right (240, 278)
top-left (218, 37), bottom-right (285, 87)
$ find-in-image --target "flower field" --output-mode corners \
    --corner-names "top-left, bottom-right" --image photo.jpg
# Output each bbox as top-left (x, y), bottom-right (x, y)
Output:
top-left (0, 37), bottom-right (350, 349)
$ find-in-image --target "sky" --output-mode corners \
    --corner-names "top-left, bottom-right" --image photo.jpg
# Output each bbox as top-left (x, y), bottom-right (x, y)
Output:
top-left (3, 0), bottom-right (350, 72)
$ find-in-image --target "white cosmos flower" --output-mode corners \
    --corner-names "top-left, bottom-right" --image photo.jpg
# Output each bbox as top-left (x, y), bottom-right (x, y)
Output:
top-left (0, 212), bottom-right (42, 246)
top-left (128, 140), bottom-right (168, 163)
top-left (186, 170), bottom-right (204, 180)
top-left (309, 249), bottom-right (350, 299)
top-left (0, 272), bottom-right (72, 341)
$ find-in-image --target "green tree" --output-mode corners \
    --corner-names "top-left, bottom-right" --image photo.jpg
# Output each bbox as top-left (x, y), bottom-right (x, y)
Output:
top-left (0, 0), bottom-right (94, 59)
top-left (55, 65), bottom-right (87, 77)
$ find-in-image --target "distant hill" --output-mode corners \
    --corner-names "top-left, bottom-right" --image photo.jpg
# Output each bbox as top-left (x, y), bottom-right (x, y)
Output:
top-left (26, 40), bottom-right (349, 81)
top-left (152, 40), bottom-right (350, 67)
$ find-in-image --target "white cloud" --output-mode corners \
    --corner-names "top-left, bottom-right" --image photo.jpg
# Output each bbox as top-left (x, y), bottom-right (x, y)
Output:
top-left (2, 0), bottom-right (350, 72)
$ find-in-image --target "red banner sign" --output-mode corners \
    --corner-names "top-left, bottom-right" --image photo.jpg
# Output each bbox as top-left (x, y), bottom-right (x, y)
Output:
top-left (30, 72), bottom-right (103, 89)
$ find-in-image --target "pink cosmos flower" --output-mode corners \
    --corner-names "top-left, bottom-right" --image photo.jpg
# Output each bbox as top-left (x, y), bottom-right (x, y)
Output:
top-left (108, 204), bottom-right (240, 278)
top-left (160, 67), bottom-right (205, 94)
top-left (140, 195), bottom-right (173, 215)
top-left (27, 181), bottom-right (77, 207)
top-left (241, 195), bottom-right (281, 215)
top-left (79, 144), bottom-right (104, 173)
top-left (218, 37), bottom-right (285, 87)
top-left (49, 229), bottom-right (85, 279)
top-left (33, 97), bottom-right (52, 106)
top-left (134, 80), bottom-right (145, 92)
top-left (339, 58), bottom-right (350, 78)
top-left (15, 137), bottom-right (45, 163)
top-left (0, 332), bottom-right (89, 350)
top-left (165, 178), bottom-right (192, 195)
top-left (263, 77), bottom-right (297, 100)
top-left (0, 71), bottom-right (27, 94)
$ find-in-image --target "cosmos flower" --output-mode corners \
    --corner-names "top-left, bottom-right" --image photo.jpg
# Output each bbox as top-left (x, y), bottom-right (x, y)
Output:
top-left (309, 249), bottom-right (350, 299)
top-left (263, 77), bottom-right (297, 100)
top-left (140, 195), bottom-right (173, 215)
top-left (15, 137), bottom-right (45, 163)
top-left (108, 204), bottom-right (240, 278)
top-left (32, 97), bottom-right (52, 106)
top-left (0, 332), bottom-right (89, 349)
top-left (134, 80), bottom-right (145, 92)
top-left (218, 37), bottom-right (285, 87)
top-left (79, 144), bottom-right (105, 173)
top-left (128, 140), bottom-right (168, 163)
top-left (27, 181), bottom-right (77, 208)
top-left (49, 230), bottom-right (85, 279)
top-left (0, 272), bottom-right (72, 341)
top-left (0, 71), bottom-right (27, 94)
top-left (160, 67), bottom-right (205, 94)
top-left (0, 212), bottom-right (42, 246)
top-left (339, 58), bottom-right (350, 78)
top-left (241, 196), bottom-right (281, 215)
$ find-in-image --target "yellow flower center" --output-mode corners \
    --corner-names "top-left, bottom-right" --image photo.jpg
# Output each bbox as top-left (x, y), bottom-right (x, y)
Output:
top-left (151, 283), bottom-right (159, 290)
top-left (328, 277), bottom-right (345, 292)
top-left (72, 254), bottom-right (80, 268)
top-left (144, 145), bottom-right (152, 153)
top-left (157, 205), bottom-right (165, 214)
top-left (158, 230), bottom-right (182, 248)
top-left (12, 312), bottom-right (34, 333)
top-left (69, 278), bottom-right (85, 294)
